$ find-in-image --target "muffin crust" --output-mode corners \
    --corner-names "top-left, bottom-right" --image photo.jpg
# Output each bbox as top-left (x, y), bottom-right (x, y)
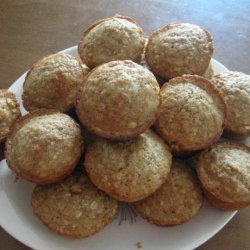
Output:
top-left (32, 171), bottom-right (118, 237)
top-left (155, 75), bottom-right (226, 153)
top-left (211, 71), bottom-right (250, 137)
top-left (196, 142), bottom-right (250, 210)
top-left (78, 15), bottom-right (145, 68)
top-left (146, 23), bottom-right (214, 79)
top-left (5, 109), bottom-right (83, 184)
top-left (75, 60), bottom-right (160, 140)
top-left (134, 160), bottom-right (202, 226)
top-left (84, 130), bottom-right (172, 202)
top-left (22, 53), bottom-right (88, 112)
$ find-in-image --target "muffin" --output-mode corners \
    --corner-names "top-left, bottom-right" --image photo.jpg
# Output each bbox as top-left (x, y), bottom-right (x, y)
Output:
top-left (133, 160), bottom-right (202, 226)
top-left (31, 171), bottom-right (118, 238)
top-left (84, 130), bottom-right (172, 202)
top-left (5, 109), bottom-right (83, 184)
top-left (78, 15), bottom-right (145, 68)
top-left (146, 23), bottom-right (214, 79)
top-left (22, 53), bottom-right (89, 112)
top-left (75, 60), bottom-right (160, 140)
top-left (0, 89), bottom-right (21, 141)
top-left (155, 75), bottom-right (226, 153)
top-left (196, 141), bottom-right (250, 211)
top-left (211, 71), bottom-right (250, 138)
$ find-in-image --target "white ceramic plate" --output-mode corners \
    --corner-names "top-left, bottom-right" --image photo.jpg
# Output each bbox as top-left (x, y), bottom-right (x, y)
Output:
top-left (1, 46), bottom-right (249, 250)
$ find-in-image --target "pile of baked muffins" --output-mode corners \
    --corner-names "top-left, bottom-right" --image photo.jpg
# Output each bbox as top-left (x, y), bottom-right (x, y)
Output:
top-left (1, 15), bottom-right (250, 238)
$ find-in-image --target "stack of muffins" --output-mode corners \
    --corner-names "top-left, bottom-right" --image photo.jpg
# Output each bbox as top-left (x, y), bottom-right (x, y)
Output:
top-left (1, 15), bottom-right (250, 238)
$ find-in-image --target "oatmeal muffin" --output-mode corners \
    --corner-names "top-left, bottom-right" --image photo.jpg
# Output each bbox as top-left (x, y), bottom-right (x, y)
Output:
top-left (155, 75), bottom-right (226, 153)
top-left (75, 60), bottom-right (160, 140)
top-left (22, 53), bottom-right (89, 112)
top-left (146, 23), bottom-right (214, 79)
top-left (84, 130), bottom-right (172, 202)
top-left (133, 160), bottom-right (202, 226)
top-left (196, 141), bottom-right (250, 211)
top-left (0, 89), bottom-right (21, 141)
top-left (78, 15), bottom-right (145, 68)
top-left (5, 109), bottom-right (83, 184)
top-left (211, 71), bottom-right (250, 138)
top-left (32, 171), bottom-right (118, 238)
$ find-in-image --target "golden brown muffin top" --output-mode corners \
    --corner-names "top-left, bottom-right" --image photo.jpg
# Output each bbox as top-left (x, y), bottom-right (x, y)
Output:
top-left (22, 53), bottom-right (88, 112)
top-left (32, 172), bottom-right (118, 238)
top-left (211, 71), bottom-right (250, 136)
top-left (75, 60), bottom-right (160, 140)
top-left (6, 109), bottom-right (83, 184)
top-left (134, 160), bottom-right (202, 226)
top-left (146, 23), bottom-right (214, 79)
top-left (156, 75), bottom-right (226, 152)
top-left (0, 89), bottom-right (21, 141)
top-left (84, 130), bottom-right (172, 202)
top-left (78, 15), bottom-right (145, 68)
top-left (197, 142), bottom-right (250, 203)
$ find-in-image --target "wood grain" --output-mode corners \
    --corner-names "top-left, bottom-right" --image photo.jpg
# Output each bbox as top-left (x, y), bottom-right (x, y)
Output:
top-left (0, 0), bottom-right (250, 250)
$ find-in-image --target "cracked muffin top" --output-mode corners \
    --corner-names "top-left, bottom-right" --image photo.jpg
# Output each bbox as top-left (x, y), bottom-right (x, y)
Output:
top-left (196, 142), bottom-right (250, 209)
top-left (133, 160), bottom-right (202, 226)
top-left (211, 71), bottom-right (250, 137)
top-left (146, 23), bottom-right (214, 79)
top-left (22, 53), bottom-right (89, 112)
top-left (84, 130), bottom-right (172, 202)
top-left (0, 89), bottom-right (21, 141)
top-left (78, 15), bottom-right (145, 68)
top-left (31, 171), bottom-right (118, 238)
top-left (155, 75), bottom-right (226, 153)
top-left (75, 60), bottom-right (160, 140)
top-left (5, 109), bottom-right (83, 184)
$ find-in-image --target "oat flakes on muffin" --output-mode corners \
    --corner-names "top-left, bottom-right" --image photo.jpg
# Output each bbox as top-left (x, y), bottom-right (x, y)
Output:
top-left (0, 89), bottom-right (21, 142)
top-left (196, 141), bottom-right (250, 211)
top-left (22, 53), bottom-right (89, 112)
top-left (75, 60), bottom-right (160, 140)
top-left (32, 171), bottom-right (118, 238)
top-left (84, 130), bottom-right (172, 202)
top-left (133, 160), bottom-right (202, 226)
top-left (155, 75), bottom-right (226, 153)
top-left (146, 23), bottom-right (214, 79)
top-left (5, 109), bottom-right (83, 184)
top-left (78, 15), bottom-right (145, 68)
top-left (211, 71), bottom-right (250, 138)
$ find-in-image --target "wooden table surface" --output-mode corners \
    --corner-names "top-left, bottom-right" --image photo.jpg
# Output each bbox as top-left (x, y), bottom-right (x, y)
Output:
top-left (0, 0), bottom-right (249, 249)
